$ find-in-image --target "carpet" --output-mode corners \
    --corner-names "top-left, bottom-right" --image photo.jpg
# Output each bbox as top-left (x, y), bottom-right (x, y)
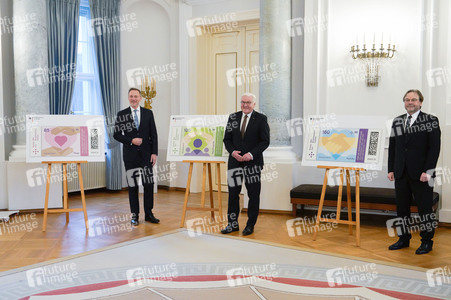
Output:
top-left (0, 229), bottom-right (450, 299)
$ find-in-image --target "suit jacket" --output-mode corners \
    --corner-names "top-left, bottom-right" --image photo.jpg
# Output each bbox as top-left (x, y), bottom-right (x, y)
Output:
top-left (113, 107), bottom-right (158, 162)
top-left (223, 110), bottom-right (270, 169)
top-left (388, 111), bottom-right (441, 180)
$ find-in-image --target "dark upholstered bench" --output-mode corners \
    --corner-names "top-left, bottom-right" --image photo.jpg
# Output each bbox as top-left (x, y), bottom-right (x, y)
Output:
top-left (290, 184), bottom-right (440, 217)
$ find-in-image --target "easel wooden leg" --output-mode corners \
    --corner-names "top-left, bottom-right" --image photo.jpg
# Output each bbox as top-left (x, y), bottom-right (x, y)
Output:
top-left (200, 163), bottom-right (206, 208)
top-left (42, 163), bottom-right (52, 232)
top-left (356, 170), bottom-right (361, 247)
top-left (216, 163), bottom-right (223, 221)
top-left (180, 162), bottom-right (193, 227)
top-left (207, 163), bottom-right (215, 220)
top-left (336, 169), bottom-right (343, 220)
top-left (63, 164), bottom-right (69, 223)
top-left (313, 169), bottom-right (329, 241)
top-left (77, 163), bottom-right (89, 230)
top-left (314, 166), bottom-right (364, 246)
top-left (41, 161), bottom-right (89, 232)
top-left (180, 160), bottom-right (226, 229)
top-left (346, 170), bottom-right (353, 235)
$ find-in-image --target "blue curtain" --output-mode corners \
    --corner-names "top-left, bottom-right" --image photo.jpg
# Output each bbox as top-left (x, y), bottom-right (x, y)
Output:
top-left (90, 0), bottom-right (122, 190)
top-left (47, 0), bottom-right (80, 115)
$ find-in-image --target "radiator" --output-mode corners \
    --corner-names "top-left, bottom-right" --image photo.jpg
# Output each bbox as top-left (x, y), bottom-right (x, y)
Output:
top-left (67, 162), bottom-right (106, 192)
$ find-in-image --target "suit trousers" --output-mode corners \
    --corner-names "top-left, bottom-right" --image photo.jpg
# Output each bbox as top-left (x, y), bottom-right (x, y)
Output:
top-left (394, 169), bottom-right (436, 242)
top-left (124, 152), bottom-right (154, 217)
top-left (227, 164), bottom-right (262, 228)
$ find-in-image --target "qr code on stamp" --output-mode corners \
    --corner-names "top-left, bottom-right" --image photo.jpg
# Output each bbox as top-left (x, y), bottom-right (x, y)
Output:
top-left (90, 128), bottom-right (99, 150)
top-left (368, 131), bottom-right (379, 156)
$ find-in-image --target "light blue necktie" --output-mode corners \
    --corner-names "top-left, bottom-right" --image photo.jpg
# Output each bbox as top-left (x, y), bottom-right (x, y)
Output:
top-left (133, 109), bottom-right (139, 130)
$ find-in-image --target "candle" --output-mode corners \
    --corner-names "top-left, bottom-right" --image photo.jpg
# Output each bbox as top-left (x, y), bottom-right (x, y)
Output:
top-left (151, 77), bottom-right (156, 92)
top-left (145, 75), bottom-right (149, 87)
top-left (381, 33), bottom-right (383, 44)
top-left (363, 33), bottom-right (365, 45)
top-left (373, 32), bottom-right (375, 44)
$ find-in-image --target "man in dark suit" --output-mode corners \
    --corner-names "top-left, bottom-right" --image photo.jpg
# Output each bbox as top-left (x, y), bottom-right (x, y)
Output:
top-left (114, 88), bottom-right (159, 226)
top-left (388, 89), bottom-right (441, 254)
top-left (221, 93), bottom-right (270, 236)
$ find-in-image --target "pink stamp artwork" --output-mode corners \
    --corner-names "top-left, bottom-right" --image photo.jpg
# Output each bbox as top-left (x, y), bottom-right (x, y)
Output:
top-left (54, 136), bottom-right (68, 147)
top-left (42, 127), bottom-right (81, 156)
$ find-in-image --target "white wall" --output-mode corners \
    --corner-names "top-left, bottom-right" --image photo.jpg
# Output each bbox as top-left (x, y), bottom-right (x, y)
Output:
top-left (191, 0), bottom-right (259, 17)
top-left (0, 19), bottom-right (7, 209)
top-left (303, 0), bottom-right (412, 188)
top-left (119, 0), bottom-right (260, 191)
top-left (187, 1), bottom-right (260, 192)
top-left (291, 0), bottom-right (305, 159)
top-left (120, 0), bottom-right (179, 188)
top-left (434, 0), bottom-right (451, 222)
top-left (121, 0), bottom-right (174, 153)
top-left (303, 0), bottom-right (451, 221)
top-left (305, 0), bottom-right (428, 117)
top-left (326, 0), bottom-right (422, 115)
top-left (0, 0), bottom-right (14, 209)
top-left (0, 0), bottom-right (14, 163)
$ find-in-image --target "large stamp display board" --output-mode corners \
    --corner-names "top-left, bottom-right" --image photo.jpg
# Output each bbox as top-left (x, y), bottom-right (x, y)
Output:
top-left (302, 115), bottom-right (387, 170)
top-left (26, 115), bottom-right (105, 163)
top-left (167, 115), bottom-right (228, 162)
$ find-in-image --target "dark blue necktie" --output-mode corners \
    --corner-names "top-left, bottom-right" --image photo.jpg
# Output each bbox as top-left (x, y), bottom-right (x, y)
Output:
top-left (405, 115), bottom-right (412, 128)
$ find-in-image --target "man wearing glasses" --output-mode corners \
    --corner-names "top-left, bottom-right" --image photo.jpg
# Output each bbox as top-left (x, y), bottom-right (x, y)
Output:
top-left (221, 93), bottom-right (270, 236)
top-left (387, 89), bottom-right (441, 254)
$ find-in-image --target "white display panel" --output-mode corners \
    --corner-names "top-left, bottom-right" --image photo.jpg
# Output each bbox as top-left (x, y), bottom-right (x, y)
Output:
top-left (167, 115), bottom-right (228, 162)
top-left (26, 115), bottom-right (105, 163)
top-left (301, 115), bottom-right (388, 170)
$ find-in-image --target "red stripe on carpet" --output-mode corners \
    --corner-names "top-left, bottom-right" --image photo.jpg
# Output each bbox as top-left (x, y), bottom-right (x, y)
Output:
top-left (271, 277), bottom-right (358, 288)
top-left (271, 277), bottom-right (444, 300)
top-left (20, 275), bottom-right (444, 300)
top-left (20, 276), bottom-right (229, 299)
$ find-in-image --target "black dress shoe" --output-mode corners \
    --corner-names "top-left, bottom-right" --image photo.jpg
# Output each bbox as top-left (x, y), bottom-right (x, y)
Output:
top-left (145, 214), bottom-right (160, 224)
top-left (131, 217), bottom-right (139, 226)
top-left (242, 226), bottom-right (254, 236)
top-left (388, 239), bottom-right (410, 250)
top-left (221, 225), bottom-right (239, 234)
top-left (416, 241), bottom-right (433, 254)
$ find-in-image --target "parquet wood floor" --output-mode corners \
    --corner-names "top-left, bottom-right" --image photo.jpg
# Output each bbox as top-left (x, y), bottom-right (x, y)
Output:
top-left (0, 189), bottom-right (450, 272)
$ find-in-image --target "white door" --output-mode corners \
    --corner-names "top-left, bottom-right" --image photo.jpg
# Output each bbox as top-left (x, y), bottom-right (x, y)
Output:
top-left (200, 24), bottom-right (260, 192)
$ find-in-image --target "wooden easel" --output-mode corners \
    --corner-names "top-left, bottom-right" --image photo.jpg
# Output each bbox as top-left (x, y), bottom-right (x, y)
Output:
top-left (312, 165), bottom-right (365, 246)
top-left (42, 161), bottom-right (89, 232)
top-left (180, 160), bottom-right (225, 227)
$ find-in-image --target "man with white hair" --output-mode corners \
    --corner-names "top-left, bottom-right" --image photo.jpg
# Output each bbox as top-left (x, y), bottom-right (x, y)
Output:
top-left (221, 93), bottom-right (270, 236)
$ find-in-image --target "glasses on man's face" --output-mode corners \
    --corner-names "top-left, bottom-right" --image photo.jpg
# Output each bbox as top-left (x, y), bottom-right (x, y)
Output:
top-left (404, 98), bottom-right (419, 103)
top-left (241, 101), bottom-right (253, 106)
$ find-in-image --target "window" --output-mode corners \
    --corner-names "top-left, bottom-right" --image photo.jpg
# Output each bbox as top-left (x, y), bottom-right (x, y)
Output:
top-left (71, 0), bottom-right (103, 116)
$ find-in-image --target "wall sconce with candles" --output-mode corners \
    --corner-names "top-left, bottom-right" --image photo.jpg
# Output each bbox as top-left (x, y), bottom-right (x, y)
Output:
top-left (350, 34), bottom-right (396, 87)
top-left (141, 76), bottom-right (156, 109)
